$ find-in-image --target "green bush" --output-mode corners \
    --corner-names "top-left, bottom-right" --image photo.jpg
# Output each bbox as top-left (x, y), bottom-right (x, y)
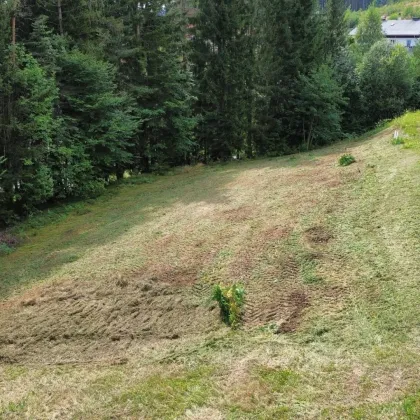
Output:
top-left (212, 283), bottom-right (245, 329)
top-left (388, 13), bottom-right (399, 20)
top-left (339, 154), bottom-right (356, 166)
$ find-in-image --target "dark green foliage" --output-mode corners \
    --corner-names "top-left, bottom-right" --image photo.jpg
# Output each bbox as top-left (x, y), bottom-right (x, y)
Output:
top-left (325, 0), bottom-right (348, 58)
top-left (359, 41), bottom-right (414, 125)
top-left (296, 65), bottom-right (345, 149)
top-left (1, 1), bottom-right (419, 225)
top-left (193, 0), bottom-right (255, 160)
top-left (339, 153), bottom-right (356, 166)
top-left (255, 0), bottom-right (328, 154)
top-left (0, 46), bottom-right (58, 224)
top-left (55, 49), bottom-right (137, 195)
top-left (212, 284), bottom-right (245, 329)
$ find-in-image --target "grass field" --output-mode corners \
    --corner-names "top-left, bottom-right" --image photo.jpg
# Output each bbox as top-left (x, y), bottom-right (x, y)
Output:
top-left (1, 113), bottom-right (420, 418)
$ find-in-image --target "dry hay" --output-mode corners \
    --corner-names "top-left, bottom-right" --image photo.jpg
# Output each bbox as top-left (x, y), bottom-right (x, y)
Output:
top-left (0, 145), bottom-right (355, 367)
top-left (0, 276), bottom-right (220, 365)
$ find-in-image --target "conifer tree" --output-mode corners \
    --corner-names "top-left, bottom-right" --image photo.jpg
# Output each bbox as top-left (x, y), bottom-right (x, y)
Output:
top-left (325, 0), bottom-right (348, 57)
top-left (193, 0), bottom-right (255, 160)
top-left (0, 46), bottom-right (58, 223)
top-left (115, 0), bottom-right (196, 170)
top-left (256, 0), bottom-right (325, 153)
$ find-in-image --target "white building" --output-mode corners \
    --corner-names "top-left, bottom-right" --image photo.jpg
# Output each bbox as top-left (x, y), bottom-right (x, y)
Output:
top-left (350, 19), bottom-right (420, 50)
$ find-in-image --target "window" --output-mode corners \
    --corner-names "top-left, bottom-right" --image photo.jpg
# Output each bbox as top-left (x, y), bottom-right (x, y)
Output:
top-left (407, 39), bottom-right (412, 48)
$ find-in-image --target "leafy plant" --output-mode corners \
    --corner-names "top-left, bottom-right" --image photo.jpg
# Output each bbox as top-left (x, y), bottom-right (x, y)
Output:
top-left (339, 154), bottom-right (356, 166)
top-left (392, 137), bottom-right (405, 145)
top-left (212, 284), bottom-right (245, 329)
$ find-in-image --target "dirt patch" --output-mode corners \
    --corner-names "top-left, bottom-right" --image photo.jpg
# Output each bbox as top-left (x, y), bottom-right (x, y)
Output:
top-left (219, 206), bottom-right (254, 222)
top-left (263, 225), bottom-right (293, 242)
top-left (277, 291), bottom-right (310, 333)
top-left (304, 226), bottom-right (333, 245)
top-left (0, 277), bottom-right (220, 364)
top-left (135, 264), bottom-right (199, 286)
top-left (243, 285), bottom-right (310, 332)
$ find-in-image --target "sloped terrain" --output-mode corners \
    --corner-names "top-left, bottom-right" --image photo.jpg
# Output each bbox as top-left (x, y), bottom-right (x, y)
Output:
top-left (1, 118), bottom-right (420, 418)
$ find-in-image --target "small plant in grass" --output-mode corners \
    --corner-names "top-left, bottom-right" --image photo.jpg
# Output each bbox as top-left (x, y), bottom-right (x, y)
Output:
top-left (0, 232), bottom-right (20, 255)
top-left (392, 137), bottom-right (405, 146)
top-left (0, 243), bottom-right (14, 256)
top-left (212, 283), bottom-right (245, 329)
top-left (338, 154), bottom-right (356, 167)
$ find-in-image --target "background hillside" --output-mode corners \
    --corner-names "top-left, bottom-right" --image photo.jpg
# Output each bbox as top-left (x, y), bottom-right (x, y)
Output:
top-left (2, 0), bottom-right (420, 227)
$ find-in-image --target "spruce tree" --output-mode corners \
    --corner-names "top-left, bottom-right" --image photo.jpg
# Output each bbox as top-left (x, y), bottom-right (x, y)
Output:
top-left (325, 0), bottom-right (348, 57)
top-left (0, 46), bottom-right (58, 223)
top-left (193, 0), bottom-right (255, 160)
top-left (257, 0), bottom-right (325, 153)
top-left (114, 0), bottom-right (196, 171)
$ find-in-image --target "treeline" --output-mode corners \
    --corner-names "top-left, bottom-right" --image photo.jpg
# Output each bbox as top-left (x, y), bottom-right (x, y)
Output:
top-left (0, 0), bottom-right (419, 225)
top-left (319, 0), bottom-right (388, 10)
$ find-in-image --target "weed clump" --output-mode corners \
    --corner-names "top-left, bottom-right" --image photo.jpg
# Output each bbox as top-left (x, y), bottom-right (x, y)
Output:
top-left (212, 284), bottom-right (245, 329)
top-left (0, 232), bottom-right (20, 255)
top-left (338, 154), bottom-right (356, 167)
top-left (392, 137), bottom-right (405, 146)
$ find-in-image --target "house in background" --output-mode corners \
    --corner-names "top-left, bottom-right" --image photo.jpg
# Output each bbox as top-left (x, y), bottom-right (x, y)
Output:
top-left (350, 18), bottom-right (420, 50)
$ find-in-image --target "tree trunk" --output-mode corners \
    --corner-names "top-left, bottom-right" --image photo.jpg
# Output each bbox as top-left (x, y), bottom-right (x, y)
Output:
top-left (57, 0), bottom-right (64, 36)
top-left (11, 15), bottom-right (16, 46)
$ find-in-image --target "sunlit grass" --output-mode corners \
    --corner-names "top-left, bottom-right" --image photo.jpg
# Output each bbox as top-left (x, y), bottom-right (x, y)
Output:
top-left (0, 115), bottom-right (420, 418)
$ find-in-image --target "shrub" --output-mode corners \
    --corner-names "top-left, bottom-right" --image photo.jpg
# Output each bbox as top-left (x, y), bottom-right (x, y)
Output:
top-left (212, 283), bottom-right (245, 329)
top-left (339, 154), bottom-right (356, 166)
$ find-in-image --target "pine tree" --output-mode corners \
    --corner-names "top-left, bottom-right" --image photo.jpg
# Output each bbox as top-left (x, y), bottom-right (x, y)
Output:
top-left (325, 0), bottom-right (348, 57)
top-left (55, 50), bottom-right (138, 194)
top-left (193, 0), bottom-right (255, 160)
top-left (114, 0), bottom-right (196, 171)
top-left (0, 46), bottom-right (58, 223)
top-left (256, 0), bottom-right (325, 154)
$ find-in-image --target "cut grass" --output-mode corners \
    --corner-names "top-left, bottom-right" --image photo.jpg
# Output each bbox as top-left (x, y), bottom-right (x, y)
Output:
top-left (0, 113), bottom-right (420, 418)
top-left (112, 367), bottom-right (215, 419)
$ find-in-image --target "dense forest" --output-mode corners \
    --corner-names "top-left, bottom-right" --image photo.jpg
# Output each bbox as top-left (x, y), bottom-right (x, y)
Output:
top-left (0, 0), bottom-right (419, 226)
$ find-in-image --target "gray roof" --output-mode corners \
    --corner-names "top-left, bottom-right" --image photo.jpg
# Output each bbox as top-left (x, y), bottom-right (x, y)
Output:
top-left (350, 19), bottom-right (420, 37)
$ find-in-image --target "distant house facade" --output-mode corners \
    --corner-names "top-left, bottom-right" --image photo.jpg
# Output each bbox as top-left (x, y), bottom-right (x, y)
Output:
top-left (350, 19), bottom-right (420, 50)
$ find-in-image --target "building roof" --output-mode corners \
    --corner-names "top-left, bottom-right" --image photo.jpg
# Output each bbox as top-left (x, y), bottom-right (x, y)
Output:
top-left (350, 19), bottom-right (420, 37)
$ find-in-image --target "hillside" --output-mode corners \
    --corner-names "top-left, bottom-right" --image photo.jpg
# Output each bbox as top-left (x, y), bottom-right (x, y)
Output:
top-left (1, 114), bottom-right (420, 418)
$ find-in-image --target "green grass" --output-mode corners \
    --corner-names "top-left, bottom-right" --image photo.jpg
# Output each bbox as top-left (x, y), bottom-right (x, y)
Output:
top-left (1, 113), bottom-right (420, 418)
top-left (257, 367), bottom-right (299, 392)
top-left (112, 367), bottom-right (215, 419)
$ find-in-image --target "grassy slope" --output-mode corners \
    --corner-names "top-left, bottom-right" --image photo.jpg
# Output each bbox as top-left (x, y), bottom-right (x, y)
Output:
top-left (0, 114), bottom-right (420, 418)
top-left (347, 0), bottom-right (420, 28)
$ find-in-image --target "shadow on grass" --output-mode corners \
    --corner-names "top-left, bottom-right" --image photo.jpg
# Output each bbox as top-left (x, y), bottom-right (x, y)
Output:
top-left (0, 127), bottom-right (389, 298)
